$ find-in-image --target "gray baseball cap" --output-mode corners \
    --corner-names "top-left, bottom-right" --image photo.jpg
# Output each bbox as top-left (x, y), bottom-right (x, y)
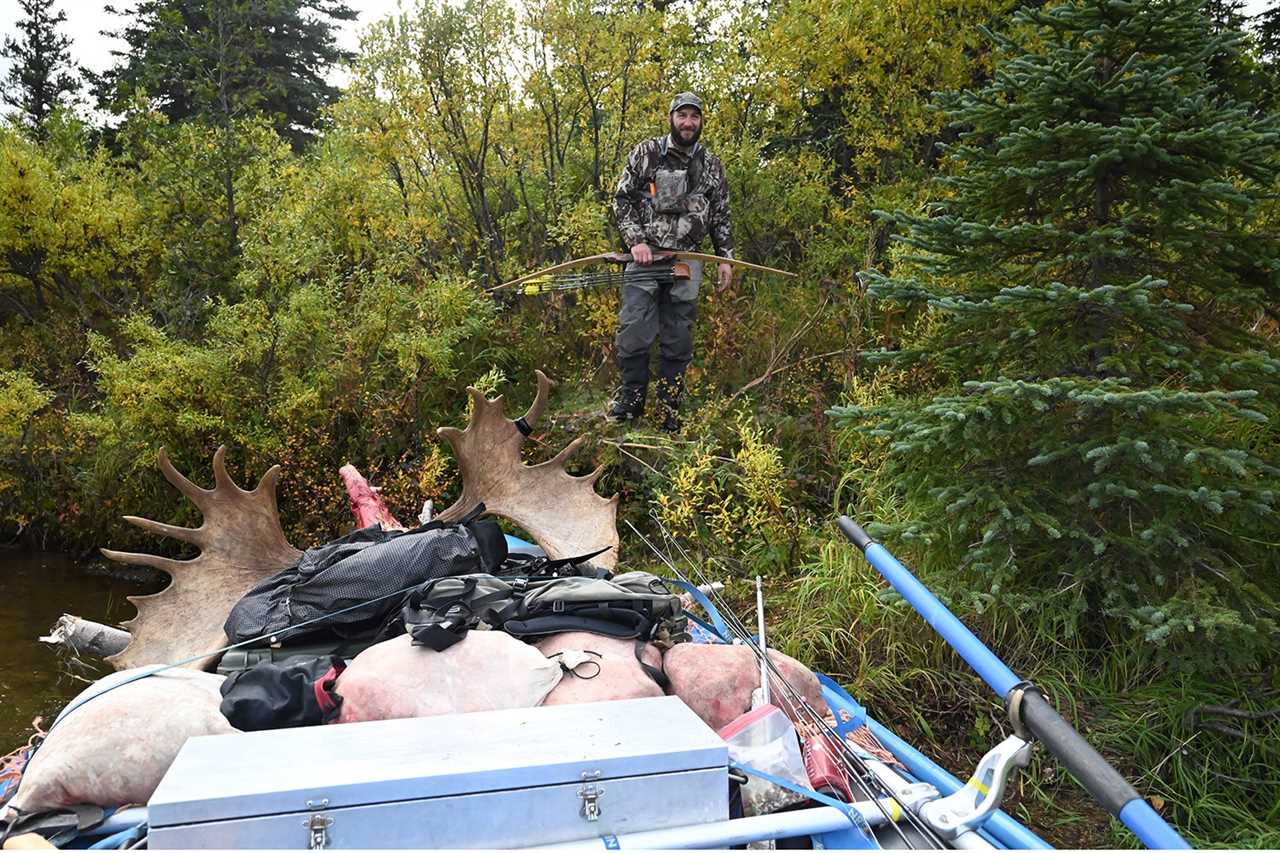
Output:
top-left (669, 92), bottom-right (704, 114)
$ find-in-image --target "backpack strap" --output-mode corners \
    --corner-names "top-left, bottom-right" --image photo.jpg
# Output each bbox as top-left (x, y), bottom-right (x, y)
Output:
top-left (402, 577), bottom-right (515, 651)
top-left (634, 637), bottom-right (670, 691)
top-left (500, 606), bottom-right (649, 639)
top-left (499, 546), bottom-right (613, 579)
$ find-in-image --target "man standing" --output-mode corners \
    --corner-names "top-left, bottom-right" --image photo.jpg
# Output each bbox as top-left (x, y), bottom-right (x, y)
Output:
top-left (610, 92), bottom-right (733, 432)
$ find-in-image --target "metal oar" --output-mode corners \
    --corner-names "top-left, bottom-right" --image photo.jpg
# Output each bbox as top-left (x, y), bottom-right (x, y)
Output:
top-left (837, 516), bottom-right (1192, 850)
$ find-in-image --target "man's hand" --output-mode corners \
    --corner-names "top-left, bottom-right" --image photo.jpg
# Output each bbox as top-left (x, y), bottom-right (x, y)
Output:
top-left (716, 262), bottom-right (733, 292)
top-left (631, 243), bottom-right (653, 264)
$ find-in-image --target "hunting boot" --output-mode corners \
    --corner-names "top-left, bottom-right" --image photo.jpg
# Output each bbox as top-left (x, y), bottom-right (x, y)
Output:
top-left (655, 375), bottom-right (683, 433)
top-left (608, 383), bottom-right (647, 422)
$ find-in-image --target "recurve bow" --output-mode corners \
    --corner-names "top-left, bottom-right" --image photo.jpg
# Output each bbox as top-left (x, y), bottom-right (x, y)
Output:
top-left (489, 251), bottom-right (796, 293)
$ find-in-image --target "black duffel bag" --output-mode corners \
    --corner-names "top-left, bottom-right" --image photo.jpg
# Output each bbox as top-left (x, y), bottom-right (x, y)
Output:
top-left (220, 655), bottom-right (345, 730)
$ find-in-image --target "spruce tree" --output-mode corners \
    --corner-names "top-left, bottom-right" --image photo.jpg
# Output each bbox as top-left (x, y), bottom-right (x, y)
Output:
top-left (834, 0), bottom-right (1280, 670)
top-left (1253, 3), bottom-right (1280, 107)
top-left (93, 0), bottom-right (355, 150)
top-left (0, 0), bottom-right (80, 136)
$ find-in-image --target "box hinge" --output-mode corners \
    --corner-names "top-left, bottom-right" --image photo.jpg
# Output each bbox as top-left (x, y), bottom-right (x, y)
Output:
top-left (578, 770), bottom-right (605, 822)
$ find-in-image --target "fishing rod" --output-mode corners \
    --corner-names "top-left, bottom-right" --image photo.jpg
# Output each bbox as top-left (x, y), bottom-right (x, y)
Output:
top-left (691, 594), bottom-right (948, 847)
top-left (837, 516), bottom-right (1192, 851)
top-left (646, 516), bottom-right (1065, 850)
top-left (631, 518), bottom-right (949, 850)
top-left (632, 523), bottom-right (916, 846)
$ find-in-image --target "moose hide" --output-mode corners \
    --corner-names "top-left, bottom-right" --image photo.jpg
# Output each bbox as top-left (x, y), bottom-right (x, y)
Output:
top-left (4, 668), bottom-right (237, 815)
top-left (663, 644), bottom-right (825, 731)
top-left (333, 632), bottom-right (562, 724)
top-left (536, 633), bottom-right (665, 706)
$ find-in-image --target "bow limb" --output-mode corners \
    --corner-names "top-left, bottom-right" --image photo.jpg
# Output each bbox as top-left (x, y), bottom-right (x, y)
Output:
top-left (658, 251), bottom-right (797, 279)
top-left (489, 253), bottom-right (631, 292)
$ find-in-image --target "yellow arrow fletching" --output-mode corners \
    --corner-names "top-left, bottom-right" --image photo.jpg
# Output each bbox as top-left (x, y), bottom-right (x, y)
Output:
top-left (522, 276), bottom-right (553, 295)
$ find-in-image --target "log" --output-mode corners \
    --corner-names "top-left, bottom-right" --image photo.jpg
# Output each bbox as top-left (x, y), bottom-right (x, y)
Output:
top-left (39, 615), bottom-right (131, 658)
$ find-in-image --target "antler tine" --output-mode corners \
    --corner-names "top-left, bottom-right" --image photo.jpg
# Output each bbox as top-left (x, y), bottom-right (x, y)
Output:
top-left (99, 548), bottom-right (188, 575)
top-left (253, 464), bottom-right (284, 497)
top-left (101, 448), bottom-right (302, 671)
top-left (522, 370), bottom-right (554, 429)
top-left (211, 445), bottom-right (251, 495)
top-left (121, 515), bottom-right (204, 546)
top-left (547, 435), bottom-right (588, 467)
top-left (157, 447), bottom-right (213, 510)
top-left (473, 386), bottom-right (500, 412)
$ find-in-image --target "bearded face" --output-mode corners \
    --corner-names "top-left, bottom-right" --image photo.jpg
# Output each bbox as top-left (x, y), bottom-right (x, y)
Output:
top-left (669, 106), bottom-right (703, 146)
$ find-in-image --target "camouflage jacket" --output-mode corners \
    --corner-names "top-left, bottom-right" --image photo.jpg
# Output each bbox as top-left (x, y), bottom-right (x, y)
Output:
top-left (613, 134), bottom-right (733, 258)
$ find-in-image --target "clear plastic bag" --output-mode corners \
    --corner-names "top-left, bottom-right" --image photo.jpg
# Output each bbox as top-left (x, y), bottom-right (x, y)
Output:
top-left (719, 704), bottom-right (809, 816)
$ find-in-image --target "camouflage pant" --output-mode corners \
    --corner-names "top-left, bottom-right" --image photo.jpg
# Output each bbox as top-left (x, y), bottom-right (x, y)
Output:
top-left (615, 260), bottom-right (702, 411)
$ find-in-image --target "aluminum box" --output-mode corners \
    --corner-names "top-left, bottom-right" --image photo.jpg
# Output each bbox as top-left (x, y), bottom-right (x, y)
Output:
top-left (148, 696), bottom-right (728, 849)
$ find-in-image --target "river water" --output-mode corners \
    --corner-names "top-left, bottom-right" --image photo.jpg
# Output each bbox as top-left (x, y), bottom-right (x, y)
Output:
top-left (0, 551), bottom-right (163, 749)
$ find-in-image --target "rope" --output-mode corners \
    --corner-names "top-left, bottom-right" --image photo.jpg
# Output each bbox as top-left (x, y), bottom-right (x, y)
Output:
top-left (0, 720), bottom-right (45, 806)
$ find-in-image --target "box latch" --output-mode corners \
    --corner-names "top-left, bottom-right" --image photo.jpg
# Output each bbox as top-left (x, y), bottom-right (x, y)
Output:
top-left (305, 798), bottom-right (332, 849)
top-left (578, 770), bottom-right (605, 822)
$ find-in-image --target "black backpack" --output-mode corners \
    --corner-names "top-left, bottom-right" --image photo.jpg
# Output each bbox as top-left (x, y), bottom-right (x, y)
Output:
top-left (222, 506), bottom-right (507, 646)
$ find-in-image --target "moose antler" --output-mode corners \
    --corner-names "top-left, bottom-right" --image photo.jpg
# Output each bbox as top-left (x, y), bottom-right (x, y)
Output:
top-left (101, 447), bottom-right (301, 670)
top-left (435, 370), bottom-right (619, 569)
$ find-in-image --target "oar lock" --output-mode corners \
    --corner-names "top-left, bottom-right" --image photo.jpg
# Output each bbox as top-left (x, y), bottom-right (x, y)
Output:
top-left (908, 680), bottom-right (1046, 840)
top-left (919, 734), bottom-right (1034, 839)
top-left (896, 679), bottom-right (1049, 839)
